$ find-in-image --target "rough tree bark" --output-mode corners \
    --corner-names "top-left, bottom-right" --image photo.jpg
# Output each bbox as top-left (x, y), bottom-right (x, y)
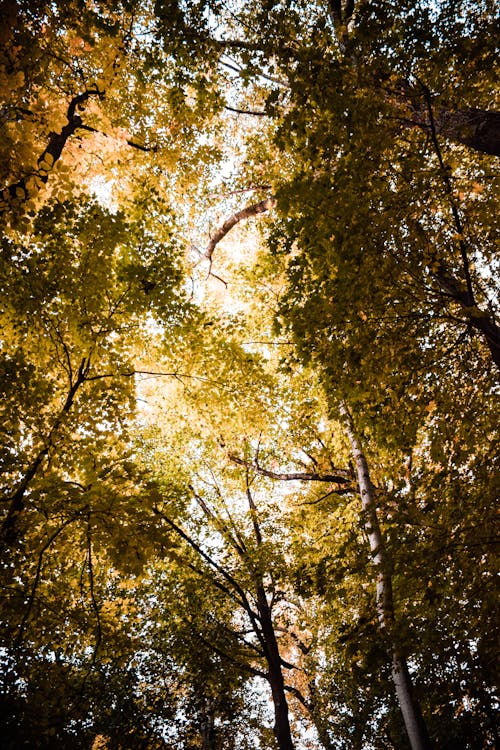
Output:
top-left (393, 79), bottom-right (500, 158)
top-left (256, 586), bottom-right (295, 750)
top-left (418, 106), bottom-right (500, 158)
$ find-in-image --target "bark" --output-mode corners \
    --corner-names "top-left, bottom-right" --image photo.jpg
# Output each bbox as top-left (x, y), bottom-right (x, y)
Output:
top-left (341, 404), bottom-right (433, 750)
top-left (328, 0), bottom-right (355, 26)
top-left (246, 483), bottom-right (295, 750)
top-left (257, 585), bottom-right (295, 750)
top-left (228, 452), bottom-right (352, 485)
top-left (421, 106), bottom-right (500, 158)
top-left (408, 89), bottom-right (500, 374)
top-left (431, 264), bottom-right (500, 373)
top-left (155, 497), bottom-right (294, 749)
top-left (397, 83), bottom-right (500, 157)
top-left (199, 698), bottom-right (217, 750)
top-left (205, 197), bottom-right (276, 260)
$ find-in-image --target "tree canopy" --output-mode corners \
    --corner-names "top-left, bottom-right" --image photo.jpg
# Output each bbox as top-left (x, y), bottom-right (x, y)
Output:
top-left (0, 0), bottom-right (498, 748)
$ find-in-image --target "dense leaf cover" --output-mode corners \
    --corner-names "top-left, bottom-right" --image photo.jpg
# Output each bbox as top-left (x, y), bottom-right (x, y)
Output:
top-left (0, 1), bottom-right (498, 748)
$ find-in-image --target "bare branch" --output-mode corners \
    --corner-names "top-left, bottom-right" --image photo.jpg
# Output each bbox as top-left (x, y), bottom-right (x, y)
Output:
top-left (228, 453), bottom-right (352, 485)
top-left (246, 476), bottom-right (263, 546)
top-left (153, 507), bottom-right (261, 626)
top-left (416, 79), bottom-right (475, 307)
top-left (194, 629), bottom-right (268, 680)
top-left (299, 487), bottom-right (353, 505)
top-left (190, 483), bottom-right (248, 559)
top-left (205, 197), bottom-right (276, 260)
top-left (224, 105), bottom-right (268, 117)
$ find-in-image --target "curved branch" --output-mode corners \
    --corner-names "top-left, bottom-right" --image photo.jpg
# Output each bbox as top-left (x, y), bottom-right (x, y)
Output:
top-left (205, 197), bottom-right (276, 260)
top-left (76, 123), bottom-right (158, 152)
top-left (224, 105), bottom-right (268, 117)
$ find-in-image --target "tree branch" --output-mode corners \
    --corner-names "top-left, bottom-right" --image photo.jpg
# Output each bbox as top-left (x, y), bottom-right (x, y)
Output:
top-left (284, 683), bottom-right (310, 708)
top-left (246, 477), bottom-right (263, 546)
top-left (190, 484), bottom-right (248, 560)
top-left (153, 507), bottom-right (262, 629)
top-left (76, 123), bottom-right (158, 152)
top-left (205, 197), bottom-right (276, 260)
top-left (194, 629), bottom-right (268, 680)
top-left (417, 80), bottom-right (475, 307)
top-left (228, 453), bottom-right (352, 485)
top-left (0, 357), bottom-right (91, 553)
top-left (224, 105), bottom-right (268, 117)
top-left (1, 89), bottom-right (104, 215)
top-left (14, 514), bottom-right (83, 647)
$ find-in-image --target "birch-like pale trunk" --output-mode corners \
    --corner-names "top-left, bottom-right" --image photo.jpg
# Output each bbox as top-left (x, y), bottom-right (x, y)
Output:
top-left (341, 403), bottom-right (433, 750)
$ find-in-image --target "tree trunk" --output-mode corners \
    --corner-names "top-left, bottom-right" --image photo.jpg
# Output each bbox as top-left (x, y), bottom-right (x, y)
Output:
top-left (341, 404), bottom-right (433, 750)
top-left (430, 107), bottom-right (500, 158)
top-left (257, 587), bottom-right (295, 750)
top-left (465, 308), bottom-right (500, 373)
top-left (199, 698), bottom-right (217, 750)
top-left (395, 81), bottom-right (500, 157)
top-left (430, 264), bottom-right (500, 374)
top-left (1, 90), bottom-right (103, 218)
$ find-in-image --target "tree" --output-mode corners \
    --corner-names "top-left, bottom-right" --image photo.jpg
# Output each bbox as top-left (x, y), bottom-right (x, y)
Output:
top-left (151, 457), bottom-right (299, 750)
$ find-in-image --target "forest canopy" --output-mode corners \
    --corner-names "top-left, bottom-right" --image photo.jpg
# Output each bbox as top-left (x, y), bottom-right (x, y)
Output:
top-left (0, 0), bottom-right (498, 748)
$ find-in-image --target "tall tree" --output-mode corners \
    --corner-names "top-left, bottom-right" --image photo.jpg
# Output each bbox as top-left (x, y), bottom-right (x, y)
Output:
top-left (152, 459), bottom-right (299, 750)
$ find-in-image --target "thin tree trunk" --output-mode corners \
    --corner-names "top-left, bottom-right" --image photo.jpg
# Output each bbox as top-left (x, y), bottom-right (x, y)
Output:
top-left (1, 91), bottom-right (103, 217)
top-left (341, 403), bottom-right (433, 750)
top-left (200, 697), bottom-right (217, 750)
top-left (257, 586), bottom-right (295, 750)
top-left (245, 479), bottom-right (295, 750)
